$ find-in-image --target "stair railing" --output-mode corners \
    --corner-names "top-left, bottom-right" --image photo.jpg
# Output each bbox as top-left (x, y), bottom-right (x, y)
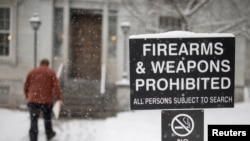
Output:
top-left (56, 63), bottom-right (64, 79)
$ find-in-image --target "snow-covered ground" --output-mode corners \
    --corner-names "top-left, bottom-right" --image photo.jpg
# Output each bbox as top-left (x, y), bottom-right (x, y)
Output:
top-left (0, 101), bottom-right (250, 141)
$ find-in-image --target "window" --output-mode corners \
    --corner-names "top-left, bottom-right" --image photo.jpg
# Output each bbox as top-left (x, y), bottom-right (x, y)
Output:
top-left (159, 16), bottom-right (182, 32)
top-left (0, 8), bottom-right (10, 56)
top-left (53, 8), bottom-right (63, 57)
top-left (108, 11), bottom-right (117, 58)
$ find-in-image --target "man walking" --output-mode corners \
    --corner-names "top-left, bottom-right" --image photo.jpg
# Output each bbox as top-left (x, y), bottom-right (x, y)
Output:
top-left (24, 59), bottom-right (63, 141)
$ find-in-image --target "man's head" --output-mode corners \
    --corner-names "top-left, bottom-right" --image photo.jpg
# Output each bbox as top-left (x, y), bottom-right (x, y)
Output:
top-left (40, 59), bottom-right (50, 66)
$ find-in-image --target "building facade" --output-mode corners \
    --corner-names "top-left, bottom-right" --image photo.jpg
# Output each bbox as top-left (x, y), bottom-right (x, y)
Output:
top-left (0, 0), bottom-right (249, 117)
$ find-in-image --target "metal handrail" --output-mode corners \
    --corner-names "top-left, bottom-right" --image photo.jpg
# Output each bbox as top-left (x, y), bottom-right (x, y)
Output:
top-left (56, 63), bottom-right (64, 79)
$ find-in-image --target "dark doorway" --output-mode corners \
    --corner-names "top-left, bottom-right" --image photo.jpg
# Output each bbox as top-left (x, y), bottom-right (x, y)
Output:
top-left (70, 10), bottom-right (102, 80)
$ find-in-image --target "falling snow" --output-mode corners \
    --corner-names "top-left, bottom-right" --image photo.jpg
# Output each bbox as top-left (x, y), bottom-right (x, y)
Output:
top-left (0, 100), bottom-right (250, 141)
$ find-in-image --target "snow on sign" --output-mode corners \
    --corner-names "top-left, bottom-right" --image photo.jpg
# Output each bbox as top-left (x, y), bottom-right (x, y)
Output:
top-left (129, 31), bottom-right (235, 110)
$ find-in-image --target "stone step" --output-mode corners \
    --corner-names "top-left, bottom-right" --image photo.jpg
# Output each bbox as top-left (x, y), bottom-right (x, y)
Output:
top-left (59, 80), bottom-right (118, 119)
top-left (60, 101), bottom-right (117, 119)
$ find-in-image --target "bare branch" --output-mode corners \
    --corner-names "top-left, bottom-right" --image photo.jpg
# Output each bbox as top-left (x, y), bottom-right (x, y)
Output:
top-left (186, 0), bottom-right (198, 12)
top-left (214, 18), bottom-right (247, 33)
top-left (170, 0), bottom-right (189, 30)
top-left (123, 1), bottom-right (147, 26)
top-left (184, 0), bottom-right (210, 16)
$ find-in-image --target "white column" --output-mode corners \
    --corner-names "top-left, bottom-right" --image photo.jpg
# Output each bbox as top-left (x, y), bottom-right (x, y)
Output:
top-left (62, 0), bottom-right (70, 77)
top-left (100, 2), bottom-right (109, 94)
top-left (39, 0), bottom-right (54, 63)
top-left (115, 18), bottom-right (130, 111)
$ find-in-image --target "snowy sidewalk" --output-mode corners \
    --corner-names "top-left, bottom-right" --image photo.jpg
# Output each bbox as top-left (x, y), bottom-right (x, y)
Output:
top-left (0, 101), bottom-right (250, 141)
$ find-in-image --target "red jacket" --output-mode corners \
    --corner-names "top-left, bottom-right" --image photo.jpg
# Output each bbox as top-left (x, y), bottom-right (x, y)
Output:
top-left (24, 65), bottom-right (62, 104)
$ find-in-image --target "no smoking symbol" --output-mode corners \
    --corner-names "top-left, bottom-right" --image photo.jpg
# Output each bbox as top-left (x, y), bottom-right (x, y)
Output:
top-left (171, 114), bottom-right (194, 137)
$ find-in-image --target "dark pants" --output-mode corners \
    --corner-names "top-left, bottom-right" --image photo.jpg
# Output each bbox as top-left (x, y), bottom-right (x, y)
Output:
top-left (28, 103), bottom-right (54, 141)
